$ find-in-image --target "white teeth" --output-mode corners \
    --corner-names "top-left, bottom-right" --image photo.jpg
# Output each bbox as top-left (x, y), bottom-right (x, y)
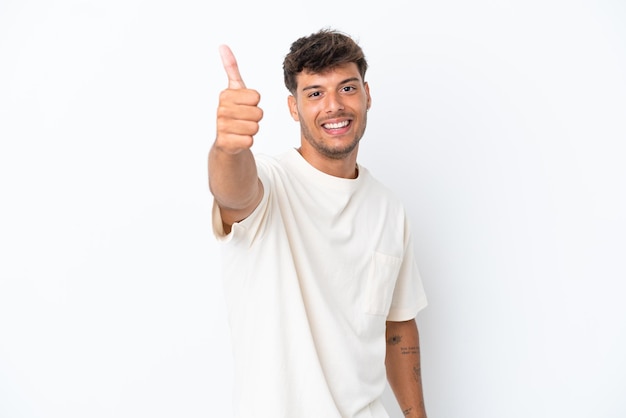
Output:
top-left (324, 120), bottom-right (349, 129)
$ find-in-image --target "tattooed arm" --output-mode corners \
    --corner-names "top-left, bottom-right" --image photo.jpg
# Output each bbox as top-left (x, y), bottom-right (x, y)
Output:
top-left (385, 319), bottom-right (427, 418)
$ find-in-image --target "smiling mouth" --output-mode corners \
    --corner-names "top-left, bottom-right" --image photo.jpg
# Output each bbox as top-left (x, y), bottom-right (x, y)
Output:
top-left (322, 120), bottom-right (350, 129)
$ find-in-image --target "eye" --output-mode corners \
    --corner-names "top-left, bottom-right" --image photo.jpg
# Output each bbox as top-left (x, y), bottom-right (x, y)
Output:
top-left (308, 91), bottom-right (322, 98)
top-left (341, 86), bottom-right (356, 93)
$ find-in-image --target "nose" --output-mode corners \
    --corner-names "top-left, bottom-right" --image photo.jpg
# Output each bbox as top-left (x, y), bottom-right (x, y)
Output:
top-left (325, 92), bottom-right (344, 113)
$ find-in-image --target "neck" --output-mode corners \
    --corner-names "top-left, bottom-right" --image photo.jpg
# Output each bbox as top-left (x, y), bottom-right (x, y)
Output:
top-left (296, 147), bottom-right (359, 179)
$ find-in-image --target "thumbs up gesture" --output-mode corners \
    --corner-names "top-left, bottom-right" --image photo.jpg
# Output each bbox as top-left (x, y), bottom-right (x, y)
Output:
top-left (215, 45), bottom-right (264, 154)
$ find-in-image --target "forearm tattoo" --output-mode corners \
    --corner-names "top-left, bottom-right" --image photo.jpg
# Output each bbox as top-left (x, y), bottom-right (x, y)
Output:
top-left (387, 334), bottom-right (402, 345)
top-left (413, 364), bottom-right (422, 384)
top-left (401, 345), bottom-right (419, 355)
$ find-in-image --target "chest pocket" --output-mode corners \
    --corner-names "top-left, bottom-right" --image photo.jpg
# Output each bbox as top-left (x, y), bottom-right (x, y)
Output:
top-left (363, 252), bottom-right (402, 316)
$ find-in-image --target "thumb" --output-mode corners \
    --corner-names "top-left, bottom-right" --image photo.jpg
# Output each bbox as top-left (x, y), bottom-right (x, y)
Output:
top-left (219, 44), bottom-right (246, 89)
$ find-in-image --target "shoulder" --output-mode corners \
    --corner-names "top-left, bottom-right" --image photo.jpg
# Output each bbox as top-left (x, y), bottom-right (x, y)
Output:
top-left (254, 150), bottom-right (295, 174)
top-left (359, 166), bottom-right (405, 207)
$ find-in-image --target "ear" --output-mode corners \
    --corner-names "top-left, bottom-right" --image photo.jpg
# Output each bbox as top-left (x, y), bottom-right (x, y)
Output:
top-left (364, 82), bottom-right (371, 111)
top-left (287, 95), bottom-right (299, 121)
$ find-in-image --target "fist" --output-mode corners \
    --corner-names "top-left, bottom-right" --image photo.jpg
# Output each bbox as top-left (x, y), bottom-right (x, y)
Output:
top-left (215, 45), bottom-right (264, 154)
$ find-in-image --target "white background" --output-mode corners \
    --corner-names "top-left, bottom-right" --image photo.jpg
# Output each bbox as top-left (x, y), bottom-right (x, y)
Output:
top-left (1, 0), bottom-right (625, 417)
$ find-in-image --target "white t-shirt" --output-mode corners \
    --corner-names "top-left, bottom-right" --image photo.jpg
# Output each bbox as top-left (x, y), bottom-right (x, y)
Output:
top-left (212, 148), bottom-right (427, 418)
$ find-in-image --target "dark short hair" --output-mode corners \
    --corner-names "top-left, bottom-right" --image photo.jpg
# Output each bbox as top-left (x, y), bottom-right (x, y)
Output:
top-left (283, 28), bottom-right (368, 95)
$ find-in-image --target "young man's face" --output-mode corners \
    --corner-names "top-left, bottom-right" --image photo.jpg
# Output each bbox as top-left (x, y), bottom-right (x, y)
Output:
top-left (288, 62), bottom-right (371, 161)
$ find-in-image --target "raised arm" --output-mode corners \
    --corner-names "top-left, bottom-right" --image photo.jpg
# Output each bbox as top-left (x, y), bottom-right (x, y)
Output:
top-left (208, 45), bottom-right (264, 232)
top-left (385, 319), bottom-right (428, 418)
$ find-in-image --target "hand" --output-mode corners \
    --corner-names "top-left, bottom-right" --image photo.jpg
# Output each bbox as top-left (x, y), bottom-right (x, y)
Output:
top-left (215, 45), bottom-right (264, 154)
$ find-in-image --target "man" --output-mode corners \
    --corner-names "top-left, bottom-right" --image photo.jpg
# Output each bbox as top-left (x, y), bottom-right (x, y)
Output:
top-left (208, 28), bottom-right (428, 418)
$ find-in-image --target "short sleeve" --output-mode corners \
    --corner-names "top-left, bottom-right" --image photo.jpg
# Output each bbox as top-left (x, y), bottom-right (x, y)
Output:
top-left (386, 219), bottom-right (428, 321)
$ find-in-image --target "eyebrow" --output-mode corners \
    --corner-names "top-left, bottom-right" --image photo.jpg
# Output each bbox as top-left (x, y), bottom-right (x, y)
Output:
top-left (301, 77), bottom-right (362, 92)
